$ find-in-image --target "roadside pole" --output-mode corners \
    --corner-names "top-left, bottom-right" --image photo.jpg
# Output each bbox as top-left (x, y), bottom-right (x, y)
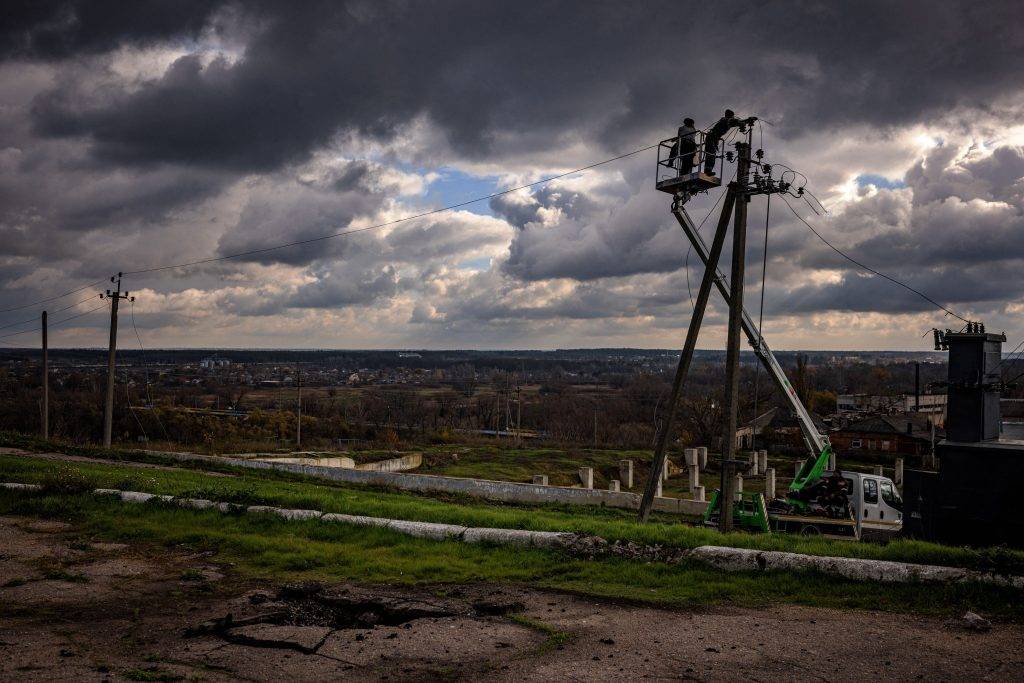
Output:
top-left (41, 310), bottom-right (48, 440)
top-left (719, 139), bottom-right (752, 532)
top-left (102, 274), bottom-right (132, 448)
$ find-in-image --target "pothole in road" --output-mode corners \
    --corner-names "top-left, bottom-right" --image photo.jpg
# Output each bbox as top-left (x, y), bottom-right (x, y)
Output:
top-left (277, 583), bottom-right (456, 629)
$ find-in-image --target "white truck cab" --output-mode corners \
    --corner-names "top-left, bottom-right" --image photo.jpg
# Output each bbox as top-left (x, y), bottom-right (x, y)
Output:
top-left (833, 470), bottom-right (903, 540)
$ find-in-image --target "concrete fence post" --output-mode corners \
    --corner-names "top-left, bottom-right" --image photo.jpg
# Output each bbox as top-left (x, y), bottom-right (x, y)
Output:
top-left (828, 452), bottom-right (837, 471)
top-left (758, 449), bottom-right (768, 473)
top-left (579, 467), bottom-right (593, 489)
top-left (688, 464), bottom-right (700, 492)
top-left (697, 446), bottom-right (708, 469)
top-left (619, 460), bottom-right (634, 489)
top-left (693, 485), bottom-right (705, 502)
top-left (748, 451), bottom-right (758, 476)
top-left (895, 458), bottom-right (904, 487)
top-left (654, 478), bottom-right (663, 498)
top-left (662, 458), bottom-right (671, 482)
top-left (765, 467), bottom-right (776, 499)
top-left (532, 474), bottom-right (548, 486)
top-left (874, 465), bottom-right (884, 476)
top-left (608, 479), bottom-right (620, 493)
top-left (733, 474), bottom-right (743, 501)
top-left (684, 448), bottom-right (698, 467)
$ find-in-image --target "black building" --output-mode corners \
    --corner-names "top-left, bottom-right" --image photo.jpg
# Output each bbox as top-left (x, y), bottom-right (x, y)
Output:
top-left (903, 330), bottom-right (1024, 546)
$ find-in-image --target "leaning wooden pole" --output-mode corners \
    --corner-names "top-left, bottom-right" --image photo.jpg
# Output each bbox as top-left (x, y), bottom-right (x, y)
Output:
top-left (638, 190), bottom-right (736, 522)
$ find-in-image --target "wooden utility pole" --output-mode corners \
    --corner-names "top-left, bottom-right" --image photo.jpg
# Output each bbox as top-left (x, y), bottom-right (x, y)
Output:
top-left (41, 310), bottom-right (48, 440)
top-left (638, 191), bottom-right (736, 521)
top-left (102, 274), bottom-right (132, 448)
top-left (515, 384), bottom-right (522, 448)
top-left (296, 364), bottom-right (302, 448)
top-left (718, 140), bottom-right (752, 532)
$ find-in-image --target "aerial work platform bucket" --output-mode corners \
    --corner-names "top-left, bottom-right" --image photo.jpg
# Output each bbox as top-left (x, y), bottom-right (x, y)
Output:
top-left (655, 131), bottom-right (722, 195)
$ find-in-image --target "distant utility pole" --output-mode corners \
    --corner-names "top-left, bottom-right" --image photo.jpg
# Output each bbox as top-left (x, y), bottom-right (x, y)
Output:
top-left (515, 384), bottom-right (522, 448)
top-left (41, 310), bottom-right (48, 440)
top-left (296, 364), bottom-right (302, 449)
top-left (718, 140), bottom-right (753, 532)
top-left (101, 273), bottom-right (133, 448)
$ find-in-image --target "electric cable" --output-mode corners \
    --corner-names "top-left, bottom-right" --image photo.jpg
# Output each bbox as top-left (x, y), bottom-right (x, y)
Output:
top-left (125, 369), bottom-right (148, 442)
top-left (0, 280), bottom-right (107, 314)
top-left (684, 184), bottom-right (729, 309)
top-left (751, 194), bottom-right (771, 450)
top-left (0, 292), bottom-right (103, 332)
top-left (0, 301), bottom-right (109, 339)
top-left (684, 164), bottom-right (739, 308)
top-left (993, 337), bottom-right (1024, 372)
top-left (130, 300), bottom-right (170, 441)
top-left (779, 195), bottom-right (970, 324)
top-left (122, 143), bottom-right (659, 277)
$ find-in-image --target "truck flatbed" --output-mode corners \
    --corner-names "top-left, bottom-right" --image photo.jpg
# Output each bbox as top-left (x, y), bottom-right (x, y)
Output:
top-left (769, 512), bottom-right (858, 540)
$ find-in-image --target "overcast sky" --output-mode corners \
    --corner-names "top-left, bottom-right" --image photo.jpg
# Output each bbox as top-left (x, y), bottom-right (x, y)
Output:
top-left (2, 1), bottom-right (1023, 351)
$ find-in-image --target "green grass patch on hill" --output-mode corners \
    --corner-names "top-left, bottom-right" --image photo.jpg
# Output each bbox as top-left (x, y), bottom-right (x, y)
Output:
top-left (1, 488), bottom-right (1021, 621)
top-left (2, 448), bottom-right (1024, 578)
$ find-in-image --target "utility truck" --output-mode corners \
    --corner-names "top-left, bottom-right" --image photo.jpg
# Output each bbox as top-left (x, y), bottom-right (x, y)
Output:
top-left (655, 136), bottom-right (903, 540)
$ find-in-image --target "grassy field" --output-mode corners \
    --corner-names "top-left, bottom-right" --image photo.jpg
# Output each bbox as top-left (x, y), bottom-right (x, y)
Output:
top-left (2, 485), bottom-right (1022, 621)
top-left (2, 441), bottom-right (1024, 575)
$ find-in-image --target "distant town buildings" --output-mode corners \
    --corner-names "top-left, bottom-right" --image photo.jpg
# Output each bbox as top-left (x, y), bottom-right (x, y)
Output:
top-left (831, 413), bottom-right (942, 458)
top-left (837, 393), bottom-right (946, 423)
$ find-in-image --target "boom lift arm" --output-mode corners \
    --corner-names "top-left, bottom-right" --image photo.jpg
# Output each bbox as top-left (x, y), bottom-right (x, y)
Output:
top-left (671, 202), bottom-right (834, 495)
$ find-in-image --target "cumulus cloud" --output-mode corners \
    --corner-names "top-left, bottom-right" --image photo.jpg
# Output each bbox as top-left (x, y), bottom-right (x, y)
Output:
top-left (2, 2), bottom-right (1024, 350)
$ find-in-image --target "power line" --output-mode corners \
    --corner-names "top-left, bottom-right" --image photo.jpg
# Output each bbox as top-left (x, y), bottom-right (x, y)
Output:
top-left (780, 196), bottom-right (970, 324)
top-left (122, 144), bottom-right (659, 277)
top-left (684, 167), bottom-right (738, 308)
top-left (130, 300), bottom-right (170, 441)
top-left (0, 292), bottom-right (103, 332)
top-left (0, 279), bottom-right (106, 314)
top-left (0, 301), bottom-right (108, 340)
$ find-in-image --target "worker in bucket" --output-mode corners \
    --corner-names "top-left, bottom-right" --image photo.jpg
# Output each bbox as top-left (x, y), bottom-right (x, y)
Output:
top-left (674, 117), bottom-right (698, 174)
top-left (703, 109), bottom-right (756, 175)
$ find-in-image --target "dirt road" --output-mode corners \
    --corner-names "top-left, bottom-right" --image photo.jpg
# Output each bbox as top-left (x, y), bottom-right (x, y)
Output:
top-left (1, 515), bottom-right (1020, 681)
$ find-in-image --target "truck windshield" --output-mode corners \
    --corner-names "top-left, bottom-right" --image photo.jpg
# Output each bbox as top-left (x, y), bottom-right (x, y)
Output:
top-left (880, 480), bottom-right (903, 511)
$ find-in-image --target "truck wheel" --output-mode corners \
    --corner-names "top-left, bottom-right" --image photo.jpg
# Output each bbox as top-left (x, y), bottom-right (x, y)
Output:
top-left (799, 524), bottom-right (821, 536)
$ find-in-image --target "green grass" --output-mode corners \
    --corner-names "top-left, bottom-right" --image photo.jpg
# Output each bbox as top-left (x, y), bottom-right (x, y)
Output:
top-left (3, 448), bottom-right (1023, 577)
top-left (0, 488), bottom-right (1021, 621)
top-left (510, 614), bottom-right (574, 653)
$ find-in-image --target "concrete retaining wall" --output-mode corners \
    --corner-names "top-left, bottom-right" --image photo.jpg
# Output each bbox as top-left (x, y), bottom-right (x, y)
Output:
top-left (260, 456), bottom-right (357, 468)
top-left (353, 452), bottom-right (422, 472)
top-left (144, 449), bottom-right (708, 516)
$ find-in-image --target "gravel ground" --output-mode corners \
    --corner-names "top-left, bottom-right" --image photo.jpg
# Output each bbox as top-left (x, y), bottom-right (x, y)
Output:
top-left (1, 515), bottom-right (1021, 682)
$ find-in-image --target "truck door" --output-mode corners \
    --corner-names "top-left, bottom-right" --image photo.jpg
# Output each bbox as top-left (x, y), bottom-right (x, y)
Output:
top-left (861, 477), bottom-right (880, 525)
top-left (879, 479), bottom-right (903, 529)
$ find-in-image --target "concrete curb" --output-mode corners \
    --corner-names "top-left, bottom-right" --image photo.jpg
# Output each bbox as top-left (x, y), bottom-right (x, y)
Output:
top-left (1, 482), bottom-right (42, 491)
top-left (3, 481), bottom-right (1022, 588)
top-left (688, 545), bottom-right (1024, 590)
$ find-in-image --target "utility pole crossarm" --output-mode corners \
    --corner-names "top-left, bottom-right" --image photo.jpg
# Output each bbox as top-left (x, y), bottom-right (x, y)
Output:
top-left (673, 205), bottom-right (827, 458)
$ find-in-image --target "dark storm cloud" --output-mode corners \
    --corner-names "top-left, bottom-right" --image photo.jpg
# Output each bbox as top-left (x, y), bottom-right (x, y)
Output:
top-left (19, 1), bottom-right (1024, 173)
top-left (3, 0), bottom-right (220, 60)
